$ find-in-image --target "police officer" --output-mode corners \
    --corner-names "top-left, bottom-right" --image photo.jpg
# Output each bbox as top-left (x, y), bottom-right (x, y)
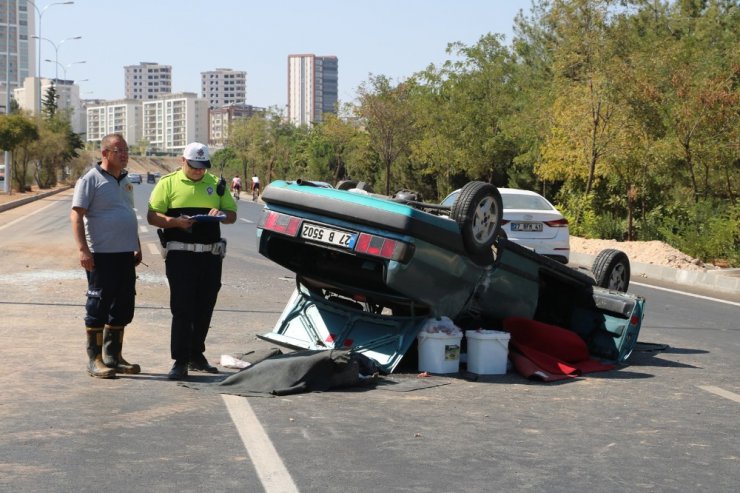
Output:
top-left (147, 142), bottom-right (237, 380)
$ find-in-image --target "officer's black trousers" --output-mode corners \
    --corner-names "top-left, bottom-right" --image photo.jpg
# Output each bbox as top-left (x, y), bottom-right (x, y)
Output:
top-left (165, 251), bottom-right (223, 362)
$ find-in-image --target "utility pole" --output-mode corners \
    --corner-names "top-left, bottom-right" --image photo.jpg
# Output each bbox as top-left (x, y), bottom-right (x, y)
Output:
top-left (4, 0), bottom-right (12, 194)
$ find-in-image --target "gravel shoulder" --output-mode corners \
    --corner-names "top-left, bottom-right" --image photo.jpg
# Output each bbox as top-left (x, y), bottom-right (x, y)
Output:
top-left (569, 236), bottom-right (712, 271)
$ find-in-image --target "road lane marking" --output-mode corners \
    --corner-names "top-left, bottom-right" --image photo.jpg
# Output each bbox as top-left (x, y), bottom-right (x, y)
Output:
top-left (146, 242), bottom-right (160, 255)
top-left (697, 385), bottom-right (740, 403)
top-left (139, 225), bottom-right (149, 233)
top-left (632, 281), bottom-right (740, 307)
top-left (222, 395), bottom-right (299, 492)
top-left (240, 218), bottom-right (254, 224)
top-left (0, 200), bottom-right (59, 231)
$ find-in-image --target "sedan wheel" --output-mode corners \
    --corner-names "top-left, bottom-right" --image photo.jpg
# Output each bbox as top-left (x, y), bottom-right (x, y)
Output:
top-left (451, 182), bottom-right (503, 256)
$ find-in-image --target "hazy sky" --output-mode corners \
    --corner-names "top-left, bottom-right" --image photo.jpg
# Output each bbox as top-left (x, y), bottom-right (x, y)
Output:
top-left (38, 0), bottom-right (532, 108)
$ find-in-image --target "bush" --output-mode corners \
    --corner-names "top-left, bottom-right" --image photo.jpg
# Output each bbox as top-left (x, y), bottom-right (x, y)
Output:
top-left (659, 201), bottom-right (739, 267)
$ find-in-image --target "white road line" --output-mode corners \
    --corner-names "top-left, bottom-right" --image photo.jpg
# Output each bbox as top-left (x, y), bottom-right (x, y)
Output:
top-left (697, 385), bottom-right (740, 404)
top-left (631, 281), bottom-right (740, 307)
top-left (146, 242), bottom-right (160, 255)
top-left (0, 200), bottom-right (59, 231)
top-left (139, 225), bottom-right (149, 233)
top-left (240, 218), bottom-right (254, 224)
top-left (222, 395), bottom-right (299, 492)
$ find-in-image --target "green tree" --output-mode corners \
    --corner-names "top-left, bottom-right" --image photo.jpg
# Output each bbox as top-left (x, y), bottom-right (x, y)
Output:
top-left (0, 113), bottom-right (39, 192)
top-left (355, 75), bottom-right (415, 195)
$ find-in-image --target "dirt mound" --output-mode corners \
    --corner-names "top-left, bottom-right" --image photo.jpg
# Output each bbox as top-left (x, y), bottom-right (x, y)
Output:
top-left (570, 236), bottom-right (710, 271)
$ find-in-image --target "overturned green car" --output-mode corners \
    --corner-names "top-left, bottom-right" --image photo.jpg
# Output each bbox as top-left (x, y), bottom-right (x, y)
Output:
top-left (256, 180), bottom-right (645, 373)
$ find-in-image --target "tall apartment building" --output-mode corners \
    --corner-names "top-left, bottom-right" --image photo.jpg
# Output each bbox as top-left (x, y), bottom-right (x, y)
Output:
top-left (209, 104), bottom-right (264, 149)
top-left (124, 62), bottom-right (172, 100)
top-left (142, 92), bottom-right (208, 154)
top-left (287, 54), bottom-right (338, 126)
top-left (0, 0), bottom-right (37, 112)
top-left (85, 99), bottom-right (142, 146)
top-left (201, 68), bottom-right (247, 108)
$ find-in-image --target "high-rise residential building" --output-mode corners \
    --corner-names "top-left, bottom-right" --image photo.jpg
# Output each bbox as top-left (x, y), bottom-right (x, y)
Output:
top-left (0, 0), bottom-right (37, 112)
top-left (124, 62), bottom-right (172, 100)
top-left (85, 99), bottom-right (142, 146)
top-left (209, 104), bottom-right (265, 149)
top-left (287, 54), bottom-right (338, 126)
top-left (142, 92), bottom-right (208, 154)
top-left (201, 68), bottom-right (247, 108)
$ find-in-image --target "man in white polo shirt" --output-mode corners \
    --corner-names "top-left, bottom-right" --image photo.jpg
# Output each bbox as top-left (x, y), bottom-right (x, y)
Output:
top-left (71, 133), bottom-right (142, 378)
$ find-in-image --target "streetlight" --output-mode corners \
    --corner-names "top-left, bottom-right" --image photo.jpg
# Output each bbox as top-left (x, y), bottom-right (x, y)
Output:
top-left (26, 1), bottom-right (75, 114)
top-left (33, 35), bottom-right (82, 81)
top-left (44, 59), bottom-right (85, 81)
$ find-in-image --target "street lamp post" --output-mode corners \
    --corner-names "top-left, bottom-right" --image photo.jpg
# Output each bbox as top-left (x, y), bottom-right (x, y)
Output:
top-left (33, 35), bottom-right (81, 81)
top-left (44, 59), bottom-right (85, 81)
top-left (26, 1), bottom-right (75, 115)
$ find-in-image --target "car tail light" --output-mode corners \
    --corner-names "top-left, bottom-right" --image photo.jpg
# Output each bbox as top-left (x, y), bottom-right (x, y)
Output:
top-left (501, 219), bottom-right (510, 225)
top-left (544, 218), bottom-right (569, 228)
top-left (354, 232), bottom-right (408, 261)
top-left (261, 211), bottom-right (301, 237)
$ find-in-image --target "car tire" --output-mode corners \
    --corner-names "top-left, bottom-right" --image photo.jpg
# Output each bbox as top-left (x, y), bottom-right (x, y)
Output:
top-left (451, 181), bottom-right (503, 256)
top-left (592, 249), bottom-right (631, 292)
top-left (336, 180), bottom-right (358, 191)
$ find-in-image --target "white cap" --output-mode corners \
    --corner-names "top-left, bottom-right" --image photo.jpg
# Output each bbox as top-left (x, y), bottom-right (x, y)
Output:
top-left (183, 142), bottom-right (211, 169)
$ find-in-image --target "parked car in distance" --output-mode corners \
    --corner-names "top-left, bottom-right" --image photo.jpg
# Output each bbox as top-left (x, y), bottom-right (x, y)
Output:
top-left (128, 173), bottom-right (142, 184)
top-left (442, 187), bottom-right (570, 264)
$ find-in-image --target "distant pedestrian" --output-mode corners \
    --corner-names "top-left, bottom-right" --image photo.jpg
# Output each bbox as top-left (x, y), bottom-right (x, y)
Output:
top-left (147, 142), bottom-right (237, 380)
top-left (70, 133), bottom-right (142, 378)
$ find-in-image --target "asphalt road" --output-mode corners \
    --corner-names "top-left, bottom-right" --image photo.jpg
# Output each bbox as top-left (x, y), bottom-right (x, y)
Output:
top-left (0, 186), bottom-right (738, 493)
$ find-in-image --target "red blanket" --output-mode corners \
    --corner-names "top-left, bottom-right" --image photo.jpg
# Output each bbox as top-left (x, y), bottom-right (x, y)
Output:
top-left (503, 317), bottom-right (615, 382)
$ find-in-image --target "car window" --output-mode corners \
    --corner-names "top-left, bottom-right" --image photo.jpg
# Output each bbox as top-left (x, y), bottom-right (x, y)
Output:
top-left (501, 194), bottom-right (553, 211)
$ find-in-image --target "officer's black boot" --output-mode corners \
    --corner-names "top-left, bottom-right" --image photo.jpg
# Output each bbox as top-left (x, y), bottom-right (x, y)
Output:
top-left (103, 325), bottom-right (141, 374)
top-left (86, 328), bottom-right (115, 379)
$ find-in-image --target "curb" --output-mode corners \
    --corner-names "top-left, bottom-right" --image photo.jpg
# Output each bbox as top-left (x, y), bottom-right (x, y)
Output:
top-left (0, 186), bottom-right (72, 213)
top-left (570, 252), bottom-right (740, 296)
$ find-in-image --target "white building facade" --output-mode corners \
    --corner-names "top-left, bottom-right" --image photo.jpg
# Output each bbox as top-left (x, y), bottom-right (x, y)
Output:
top-left (85, 99), bottom-right (141, 146)
top-left (287, 54), bottom-right (338, 126)
top-left (142, 92), bottom-right (208, 154)
top-left (201, 68), bottom-right (247, 108)
top-left (14, 77), bottom-right (86, 134)
top-left (208, 104), bottom-right (264, 149)
top-left (124, 62), bottom-right (172, 100)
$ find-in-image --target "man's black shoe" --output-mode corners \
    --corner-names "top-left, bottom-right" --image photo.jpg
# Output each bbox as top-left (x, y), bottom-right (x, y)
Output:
top-left (188, 356), bottom-right (219, 374)
top-left (168, 361), bottom-right (188, 380)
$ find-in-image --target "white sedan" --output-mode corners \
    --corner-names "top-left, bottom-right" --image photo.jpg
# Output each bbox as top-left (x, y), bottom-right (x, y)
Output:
top-left (442, 187), bottom-right (570, 264)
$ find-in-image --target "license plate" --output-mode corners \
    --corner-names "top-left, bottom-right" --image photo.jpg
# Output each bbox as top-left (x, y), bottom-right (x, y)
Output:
top-left (301, 223), bottom-right (357, 248)
top-left (511, 222), bottom-right (543, 232)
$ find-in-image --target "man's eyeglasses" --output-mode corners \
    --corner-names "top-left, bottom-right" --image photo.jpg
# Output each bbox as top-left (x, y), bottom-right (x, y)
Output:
top-left (107, 147), bottom-right (129, 154)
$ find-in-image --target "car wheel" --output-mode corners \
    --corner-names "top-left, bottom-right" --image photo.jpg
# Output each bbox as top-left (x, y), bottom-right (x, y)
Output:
top-left (336, 180), bottom-right (358, 191)
top-left (451, 181), bottom-right (503, 256)
top-left (592, 249), bottom-right (631, 292)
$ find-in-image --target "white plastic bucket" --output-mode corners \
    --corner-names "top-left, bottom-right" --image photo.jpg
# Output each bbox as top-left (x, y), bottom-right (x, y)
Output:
top-left (465, 330), bottom-right (511, 375)
top-left (417, 332), bottom-right (463, 374)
